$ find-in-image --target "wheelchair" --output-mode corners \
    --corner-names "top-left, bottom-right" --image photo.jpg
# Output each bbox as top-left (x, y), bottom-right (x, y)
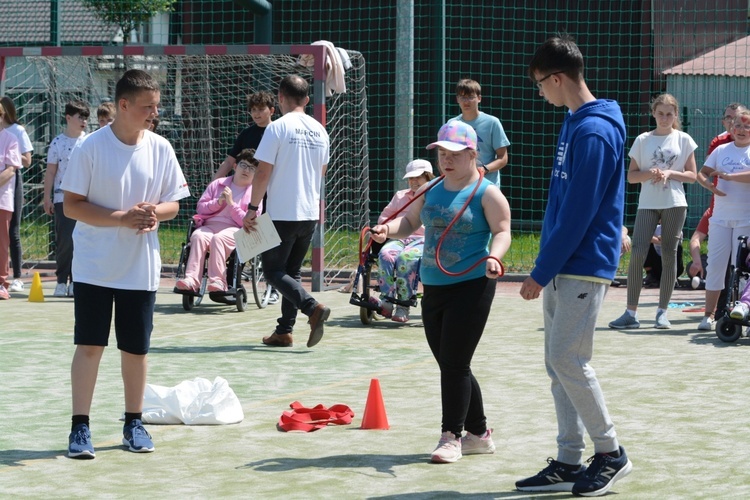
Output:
top-left (348, 237), bottom-right (420, 325)
top-left (715, 235), bottom-right (750, 343)
top-left (173, 220), bottom-right (272, 312)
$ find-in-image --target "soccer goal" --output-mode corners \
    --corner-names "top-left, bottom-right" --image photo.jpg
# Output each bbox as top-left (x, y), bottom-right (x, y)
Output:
top-left (0, 45), bottom-right (370, 291)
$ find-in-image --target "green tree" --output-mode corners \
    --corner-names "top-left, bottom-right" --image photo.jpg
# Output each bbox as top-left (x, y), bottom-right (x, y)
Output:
top-left (82, 0), bottom-right (177, 44)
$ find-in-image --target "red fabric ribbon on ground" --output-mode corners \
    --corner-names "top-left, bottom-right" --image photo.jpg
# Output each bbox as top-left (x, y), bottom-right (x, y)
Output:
top-left (277, 401), bottom-right (355, 432)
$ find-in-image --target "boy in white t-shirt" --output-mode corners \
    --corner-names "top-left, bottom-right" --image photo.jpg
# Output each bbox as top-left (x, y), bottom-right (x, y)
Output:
top-left (61, 69), bottom-right (190, 459)
top-left (44, 100), bottom-right (90, 297)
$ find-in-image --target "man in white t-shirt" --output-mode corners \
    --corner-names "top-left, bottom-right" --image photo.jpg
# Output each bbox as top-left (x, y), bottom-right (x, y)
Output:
top-left (242, 75), bottom-right (330, 349)
top-left (61, 69), bottom-right (190, 460)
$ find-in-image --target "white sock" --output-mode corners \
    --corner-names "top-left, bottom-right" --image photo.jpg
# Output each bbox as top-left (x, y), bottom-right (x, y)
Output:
top-left (626, 309), bottom-right (637, 317)
top-left (656, 308), bottom-right (666, 315)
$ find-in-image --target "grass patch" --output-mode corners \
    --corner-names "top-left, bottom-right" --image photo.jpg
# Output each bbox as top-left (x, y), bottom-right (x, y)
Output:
top-left (20, 220), bottom-right (698, 275)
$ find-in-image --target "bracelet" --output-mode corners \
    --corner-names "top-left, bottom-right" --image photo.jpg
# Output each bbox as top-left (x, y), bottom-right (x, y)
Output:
top-left (479, 165), bottom-right (489, 173)
top-left (247, 203), bottom-right (259, 211)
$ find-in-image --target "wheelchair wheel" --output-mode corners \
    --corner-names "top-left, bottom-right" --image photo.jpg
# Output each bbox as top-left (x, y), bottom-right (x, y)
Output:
top-left (250, 256), bottom-right (272, 309)
top-left (360, 264), bottom-right (375, 325)
top-left (716, 317), bottom-right (742, 343)
top-left (194, 275), bottom-right (207, 306)
top-left (182, 294), bottom-right (195, 311)
top-left (235, 287), bottom-right (248, 312)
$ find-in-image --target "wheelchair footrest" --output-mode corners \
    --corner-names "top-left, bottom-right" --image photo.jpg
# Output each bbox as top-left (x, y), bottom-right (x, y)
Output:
top-left (349, 293), bottom-right (380, 310)
top-left (208, 289), bottom-right (240, 304)
top-left (173, 287), bottom-right (201, 297)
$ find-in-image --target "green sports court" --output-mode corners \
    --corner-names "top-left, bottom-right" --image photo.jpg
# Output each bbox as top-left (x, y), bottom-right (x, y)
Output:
top-left (2, 274), bottom-right (749, 498)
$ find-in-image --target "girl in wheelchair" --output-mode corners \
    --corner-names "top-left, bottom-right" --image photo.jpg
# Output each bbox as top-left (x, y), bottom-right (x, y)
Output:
top-left (176, 148), bottom-right (261, 293)
top-left (369, 159), bottom-right (435, 322)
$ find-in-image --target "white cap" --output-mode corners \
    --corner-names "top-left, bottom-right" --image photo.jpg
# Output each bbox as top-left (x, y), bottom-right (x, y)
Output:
top-left (403, 159), bottom-right (433, 179)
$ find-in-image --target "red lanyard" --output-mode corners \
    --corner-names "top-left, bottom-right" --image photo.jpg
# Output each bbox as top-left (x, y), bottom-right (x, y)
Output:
top-left (360, 170), bottom-right (504, 277)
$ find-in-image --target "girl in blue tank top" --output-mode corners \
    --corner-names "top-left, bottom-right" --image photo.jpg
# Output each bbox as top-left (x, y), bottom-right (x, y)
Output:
top-left (370, 120), bottom-right (511, 464)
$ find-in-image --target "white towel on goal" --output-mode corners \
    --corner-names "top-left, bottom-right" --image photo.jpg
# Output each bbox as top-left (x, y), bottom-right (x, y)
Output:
top-left (298, 40), bottom-right (348, 96)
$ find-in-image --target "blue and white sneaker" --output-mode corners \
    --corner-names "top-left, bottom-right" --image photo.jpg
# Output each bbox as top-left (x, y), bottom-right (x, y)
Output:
top-left (122, 419), bottom-right (155, 453)
top-left (516, 457), bottom-right (587, 492)
top-left (572, 446), bottom-right (633, 497)
top-left (68, 423), bottom-right (95, 459)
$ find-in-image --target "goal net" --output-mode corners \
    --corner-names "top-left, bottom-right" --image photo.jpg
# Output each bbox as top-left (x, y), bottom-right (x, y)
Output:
top-left (0, 45), bottom-right (370, 291)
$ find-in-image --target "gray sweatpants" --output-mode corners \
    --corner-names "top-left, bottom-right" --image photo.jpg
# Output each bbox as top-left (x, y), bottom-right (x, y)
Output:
top-left (543, 276), bottom-right (619, 465)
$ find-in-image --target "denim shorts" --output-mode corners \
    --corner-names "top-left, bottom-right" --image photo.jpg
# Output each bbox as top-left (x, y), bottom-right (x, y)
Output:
top-left (73, 282), bottom-right (156, 355)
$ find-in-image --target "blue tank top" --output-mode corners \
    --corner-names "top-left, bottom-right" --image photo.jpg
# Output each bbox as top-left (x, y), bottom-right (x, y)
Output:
top-left (420, 177), bottom-right (491, 285)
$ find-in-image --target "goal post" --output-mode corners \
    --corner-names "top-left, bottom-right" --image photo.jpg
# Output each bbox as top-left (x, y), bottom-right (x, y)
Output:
top-left (0, 44), bottom-right (370, 292)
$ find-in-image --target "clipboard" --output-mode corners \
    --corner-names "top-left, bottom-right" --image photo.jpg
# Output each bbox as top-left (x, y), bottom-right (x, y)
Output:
top-left (233, 213), bottom-right (281, 263)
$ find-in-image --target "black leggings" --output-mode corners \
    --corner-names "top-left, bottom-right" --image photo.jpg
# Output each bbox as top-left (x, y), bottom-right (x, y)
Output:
top-left (422, 276), bottom-right (496, 436)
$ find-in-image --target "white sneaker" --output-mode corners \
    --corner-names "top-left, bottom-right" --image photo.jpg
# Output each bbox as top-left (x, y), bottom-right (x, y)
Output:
top-left (461, 428), bottom-right (496, 455)
top-left (67, 282), bottom-right (75, 297)
top-left (430, 431), bottom-right (462, 463)
top-left (698, 316), bottom-right (715, 331)
top-left (53, 283), bottom-right (68, 297)
top-left (9, 279), bottom-right (24, 292)
top-left (730, 302), bottom-right (749, 320)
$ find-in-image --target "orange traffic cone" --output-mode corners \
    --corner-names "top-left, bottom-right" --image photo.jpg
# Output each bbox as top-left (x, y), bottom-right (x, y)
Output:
top-left (361, 378), bottom-right (389, 430)
top-left (28, 272), bottom-right (45, 302)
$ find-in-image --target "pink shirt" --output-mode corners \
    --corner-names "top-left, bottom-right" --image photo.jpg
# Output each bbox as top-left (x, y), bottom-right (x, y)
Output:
top-left (0, 129), bottom-right (22, 212)
top-left (193, 176), bottom-right (259, 228)
top-left (378, 188), bottom-right (424, 237)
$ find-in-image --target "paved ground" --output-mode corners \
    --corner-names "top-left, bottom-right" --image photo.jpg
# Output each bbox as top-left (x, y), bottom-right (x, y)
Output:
top-left (2, 273), bottom-right (750, 499)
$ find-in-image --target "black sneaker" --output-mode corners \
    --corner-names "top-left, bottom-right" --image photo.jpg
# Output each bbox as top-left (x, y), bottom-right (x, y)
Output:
top-left (572, 446), bottom-right (633, 497)
top-left (516, 457), bottom-right (587, 492)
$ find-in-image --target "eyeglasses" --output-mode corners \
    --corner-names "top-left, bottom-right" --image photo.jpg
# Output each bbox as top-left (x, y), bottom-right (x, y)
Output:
top-left (535, 71), bottom-right (564, 89)
top-left (733, 123), bottom-right (750, 131)
top-left (237, 161), bottom-right (258, 171)
top-left (457, 95), bottom-right (478, 102)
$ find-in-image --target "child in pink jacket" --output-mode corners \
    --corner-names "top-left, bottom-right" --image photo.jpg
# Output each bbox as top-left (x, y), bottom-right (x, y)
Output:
top-left (176, 149), bottom-right (261, 292)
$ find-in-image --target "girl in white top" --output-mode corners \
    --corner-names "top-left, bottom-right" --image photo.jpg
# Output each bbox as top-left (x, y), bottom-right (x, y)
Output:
top-left (696, 109), bottom-right (750, 329)
top-left (609, 94), bottom-right (697, 330)
top-left (1, 97), bottom-right (33, 293)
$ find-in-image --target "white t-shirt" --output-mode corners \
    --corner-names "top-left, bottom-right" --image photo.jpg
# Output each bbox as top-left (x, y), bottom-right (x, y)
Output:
top-left (61, 127), bottom-right (190, 291)
top-left (254, 112), bottom-right (329, 221)
top-left (704, 142), bottom-right (750, 222)
top-left (628, 129), bottom-right (698, 209)
top-left (0, 130), bottom-right (21, 212)
top-left (47, 132), bottom-right (87, 203)
top-left (5, 123), bottom-right (33, 154)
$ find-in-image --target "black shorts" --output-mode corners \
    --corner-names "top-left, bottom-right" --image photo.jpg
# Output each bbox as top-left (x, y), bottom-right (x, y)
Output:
top-left (73, 282), bottom-right (156, 355)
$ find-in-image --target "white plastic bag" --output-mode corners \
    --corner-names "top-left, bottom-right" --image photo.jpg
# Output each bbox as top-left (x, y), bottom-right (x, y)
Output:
top-left (142, 377), bottom-right (244, 425)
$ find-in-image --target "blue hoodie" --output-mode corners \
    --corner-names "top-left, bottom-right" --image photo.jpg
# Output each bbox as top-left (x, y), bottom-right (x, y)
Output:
top-left (530, 99), bottom-right (626, 287)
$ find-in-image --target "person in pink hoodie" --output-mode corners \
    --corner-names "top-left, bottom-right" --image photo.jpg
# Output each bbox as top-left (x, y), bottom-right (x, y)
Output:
top-left (176, 148), bottom-right (260, 293)
top-left (368, 159), bottom-right (435, 322)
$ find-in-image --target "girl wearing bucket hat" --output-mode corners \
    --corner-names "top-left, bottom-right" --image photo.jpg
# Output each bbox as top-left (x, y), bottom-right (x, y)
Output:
top-left (369, 159), bottom-right (435, 323)
top-left (371, 119), bottom-right (511, 464)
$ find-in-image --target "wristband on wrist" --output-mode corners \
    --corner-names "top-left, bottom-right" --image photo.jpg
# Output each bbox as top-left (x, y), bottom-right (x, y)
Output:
top-left (248, 203), bottom-right (259, 211)
top-left (479, 165), bottom-right (489, 173)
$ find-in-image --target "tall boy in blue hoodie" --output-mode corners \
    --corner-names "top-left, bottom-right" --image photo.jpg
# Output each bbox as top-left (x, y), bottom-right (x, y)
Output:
top-left (515, 34), bottom-right (633, 497)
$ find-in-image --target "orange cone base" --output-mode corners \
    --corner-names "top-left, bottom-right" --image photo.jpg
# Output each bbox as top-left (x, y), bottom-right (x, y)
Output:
top-left (361, 378), bottom-right (389, 430)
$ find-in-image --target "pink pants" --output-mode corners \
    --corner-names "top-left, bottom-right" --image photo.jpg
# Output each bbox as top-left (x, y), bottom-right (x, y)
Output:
top-left (0, 210), bottom-right (11, 288)
top-left (185, 220), bottom-right (238, 287)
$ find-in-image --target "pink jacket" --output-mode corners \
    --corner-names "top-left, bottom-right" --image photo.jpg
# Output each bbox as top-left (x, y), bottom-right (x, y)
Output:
top-left (192, 177), bottom-right (260, 227)
top-left (378, 188), bottom-right (424, 238)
